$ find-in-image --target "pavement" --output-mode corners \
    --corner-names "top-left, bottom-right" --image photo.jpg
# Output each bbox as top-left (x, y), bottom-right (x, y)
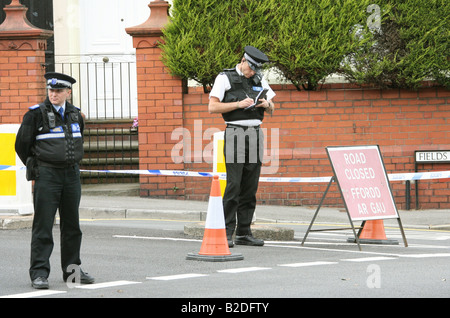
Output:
top-left (1, 183), bottom-right (449, 232)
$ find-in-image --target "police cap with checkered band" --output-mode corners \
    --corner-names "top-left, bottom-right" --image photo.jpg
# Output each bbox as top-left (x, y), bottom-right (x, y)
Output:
top-left (243, 46), bottom-right (269, 71)
top-left (44, 72), bottom-right (76, 89)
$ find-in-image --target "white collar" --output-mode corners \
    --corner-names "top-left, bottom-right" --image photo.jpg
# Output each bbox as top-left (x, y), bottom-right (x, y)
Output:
top-left (53, 102), bottom-right (66, 112)
top-left (235, 64), bottom-right (243, 76)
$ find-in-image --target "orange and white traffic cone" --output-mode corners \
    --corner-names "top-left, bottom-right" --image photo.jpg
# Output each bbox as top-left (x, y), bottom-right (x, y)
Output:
top-left (350, 220), bottom-right (398, 245)
top-left (186, 175), bottom-right (243, 261)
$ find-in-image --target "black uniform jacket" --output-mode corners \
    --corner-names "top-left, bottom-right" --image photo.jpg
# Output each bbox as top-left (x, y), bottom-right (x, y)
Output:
top-left (15, 97), bottom-right (85, 168)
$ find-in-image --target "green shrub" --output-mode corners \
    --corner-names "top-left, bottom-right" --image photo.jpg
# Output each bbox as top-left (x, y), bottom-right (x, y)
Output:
top-left (341, 0), bottom-right (449, 89)
top-left (269, 0), bottom-right (372, 90)
top-left (161, 0), bottom-right (276, 92)
top-left (161, 0), bottom-right (449, 91)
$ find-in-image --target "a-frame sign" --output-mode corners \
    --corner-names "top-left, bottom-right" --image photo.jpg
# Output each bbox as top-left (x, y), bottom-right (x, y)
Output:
top-left (301, 145), bottom-right (408, 250)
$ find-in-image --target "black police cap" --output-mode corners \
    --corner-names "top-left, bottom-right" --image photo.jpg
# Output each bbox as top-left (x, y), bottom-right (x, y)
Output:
top-left (44, 72), bottom-right (76, 89)
top-left (244, 46), bottom-right (269, 71)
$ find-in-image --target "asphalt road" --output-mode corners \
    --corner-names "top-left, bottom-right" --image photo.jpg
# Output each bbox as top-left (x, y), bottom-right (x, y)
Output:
top-left (0, 218), bottom-right (449, 304)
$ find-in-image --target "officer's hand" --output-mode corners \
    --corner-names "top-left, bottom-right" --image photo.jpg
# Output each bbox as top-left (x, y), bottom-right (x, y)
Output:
top-left (239, 98), bottom-right (255, 108)
top-left (256, 98), bottom-right (269, 109)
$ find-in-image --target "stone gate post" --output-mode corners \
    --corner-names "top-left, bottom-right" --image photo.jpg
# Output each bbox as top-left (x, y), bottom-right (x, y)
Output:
top-left (126, 0), bottom-right (186, 198)
top-left (0, 0), bottom-right (52, 124)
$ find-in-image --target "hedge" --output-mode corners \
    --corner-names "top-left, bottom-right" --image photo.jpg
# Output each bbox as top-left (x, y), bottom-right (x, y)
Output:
top-left (341, 0), bottom-right (449, 89)
top-left (161, 0), bottom-right (449, 91)
top-left (161, 0), bottom-right (276, 92)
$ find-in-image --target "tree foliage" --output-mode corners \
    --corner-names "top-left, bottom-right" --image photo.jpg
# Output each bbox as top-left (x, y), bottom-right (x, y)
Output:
top-left (341, 0), bottom-right (449, 89)
top-left (160, 0), bottom-right (275, 92)
top-left (270, 0), bottom-right (372, 90)
top-left (161, 0), bottom-right (449, 91)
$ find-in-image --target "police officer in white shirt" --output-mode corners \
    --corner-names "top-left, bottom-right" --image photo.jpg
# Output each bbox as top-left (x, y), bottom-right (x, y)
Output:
top-left (209, 46), bottom-right (275, 247)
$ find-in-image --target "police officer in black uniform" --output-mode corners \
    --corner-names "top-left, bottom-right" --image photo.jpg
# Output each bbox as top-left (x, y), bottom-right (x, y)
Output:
top-left (15, 72), bottom-right (94, 289)
top-left (209, 46), bottom-right (276, 247)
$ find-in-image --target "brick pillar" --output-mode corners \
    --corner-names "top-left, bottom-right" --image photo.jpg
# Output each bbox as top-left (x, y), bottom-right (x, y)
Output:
top-left (0, 0), bottom-right (53, 124)
top-left (126, 0), bottom-right (186, 198)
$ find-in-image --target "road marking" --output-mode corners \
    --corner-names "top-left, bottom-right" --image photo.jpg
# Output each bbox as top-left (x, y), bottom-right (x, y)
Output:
top-left (217, 267), bottom-right (271, 274)
top-left (0, 290), bottom-right (66, 298)
top-left (400, 253), bottom-right (450, 258)
top-left (265, 243), bottom-right (402, 257)
top-left (147, 273), bottom-right (208, 281)
top-left (341, 257), bottom-right (397, 262)
top-left (75, 280), bottom-right (141, 289)
top-left (113, 235), bottom-right (201, 242)
top-left (434, 236), bottom-right (450, 241)
top-left (114, 234), bottom-right (449, 252)
top-left (278, 261), bottom-right (338, 267)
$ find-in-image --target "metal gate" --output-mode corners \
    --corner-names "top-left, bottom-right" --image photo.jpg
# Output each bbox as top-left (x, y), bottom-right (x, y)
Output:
top-left (52, 58), bottom-right (138, 120)
top-left (49, 57), bottom-right (139, 183)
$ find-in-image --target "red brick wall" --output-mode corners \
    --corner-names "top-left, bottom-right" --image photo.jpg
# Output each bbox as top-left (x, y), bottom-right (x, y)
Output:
top-left (129, 23), bottom-right (449, 210)
top-left (0, 41), bottom-right (47, 124)
top-left (179, 84), bottom-right (450, 210)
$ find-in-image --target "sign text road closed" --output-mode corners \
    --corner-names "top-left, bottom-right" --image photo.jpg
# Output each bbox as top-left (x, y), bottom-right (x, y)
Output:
top-left (327, 145), bottom-right (398, 221)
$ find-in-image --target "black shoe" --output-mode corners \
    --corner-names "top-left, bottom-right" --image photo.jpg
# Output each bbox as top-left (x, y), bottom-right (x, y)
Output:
top-left (228, 239), bottom-right (234, 248)
top-left (63, 269), bottom-right (95, 284)
top-left (235, 235), bottom-right (264, 246)
top-left (31, 277), bottom-right (49, 289)
top-left (79, 270), bottom-right (95, 284)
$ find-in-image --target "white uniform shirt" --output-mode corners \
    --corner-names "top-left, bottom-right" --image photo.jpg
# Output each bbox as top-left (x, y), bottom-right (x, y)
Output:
top-left (209, 65), bottom-right (276, 127)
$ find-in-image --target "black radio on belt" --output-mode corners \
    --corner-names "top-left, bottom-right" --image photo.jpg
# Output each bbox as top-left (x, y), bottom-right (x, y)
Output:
top-left (47, 112), bottom-right (56, 129)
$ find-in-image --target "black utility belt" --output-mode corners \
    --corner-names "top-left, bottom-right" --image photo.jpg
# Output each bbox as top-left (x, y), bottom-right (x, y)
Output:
top-left (37, 160), bottom-right (79, 169)
top-left (226, 124), bottom-right (260, 130)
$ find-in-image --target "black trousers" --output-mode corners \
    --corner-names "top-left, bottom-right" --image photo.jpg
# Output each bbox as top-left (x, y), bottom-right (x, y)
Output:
top-left (223, 125), bottom-right (264, 238)
top-left (30, 165), bottom-right (82, 280)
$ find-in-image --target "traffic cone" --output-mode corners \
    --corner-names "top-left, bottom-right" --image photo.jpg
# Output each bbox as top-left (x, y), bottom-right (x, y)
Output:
top-left (349, 220), bottom-right (398, 245)
top-left (186, 175), bottom-right (243, 262)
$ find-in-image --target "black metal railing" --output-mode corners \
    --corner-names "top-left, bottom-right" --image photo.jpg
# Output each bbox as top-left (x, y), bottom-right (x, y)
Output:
top-left (50, 59), bottom-right (138, 120)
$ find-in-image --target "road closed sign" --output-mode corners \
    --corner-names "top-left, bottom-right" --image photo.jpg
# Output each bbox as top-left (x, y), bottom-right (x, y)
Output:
top-left (326, 145), bottom-right (398, 221)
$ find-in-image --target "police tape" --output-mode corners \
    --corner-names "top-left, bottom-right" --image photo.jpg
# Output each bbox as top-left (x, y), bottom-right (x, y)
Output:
top-left (1, 165), bottom-right (449, 183)
top-left (82, 169), bottom-right (332, 183)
